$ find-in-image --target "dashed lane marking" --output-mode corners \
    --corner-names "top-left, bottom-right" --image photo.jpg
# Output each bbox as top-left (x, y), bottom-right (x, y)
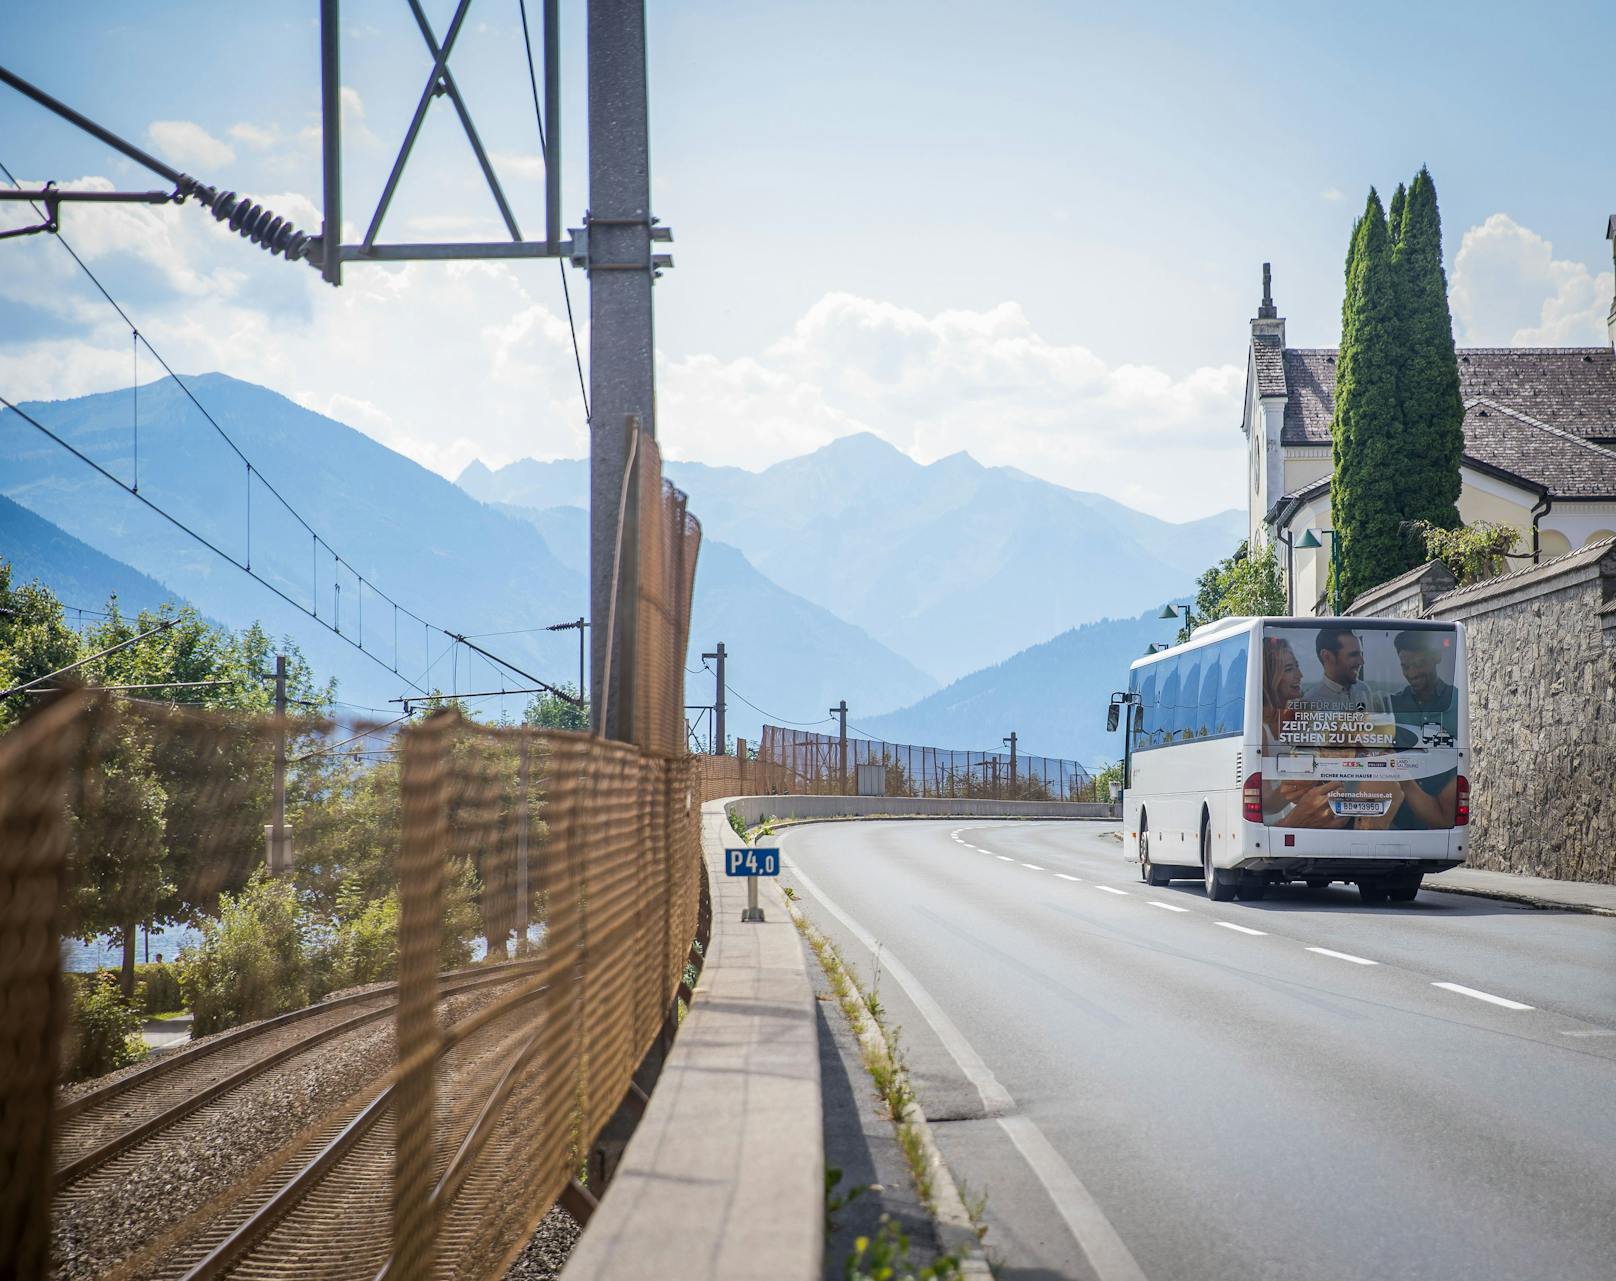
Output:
top-left (1147, 900), bottom-right (1189, 912)
top-left (1433, 981), bottom-right (1533, 1010)
top-left (997, 855), bottom-right (1015, 862)
top-left (1214, 921), bottom-right (1266, 936)
top-left (1021, 863), bottom-right (1045, 871)
top-left (1055, 873), bottom-right (1082, 882)
top-left (1094, 886), bottom-right (1128, 896)
top-left (1307, 946), bottom-right (1377, 965)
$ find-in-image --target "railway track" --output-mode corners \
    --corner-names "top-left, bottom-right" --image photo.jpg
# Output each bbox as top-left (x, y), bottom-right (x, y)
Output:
top-left (56, 960), bottom-right (542, 1194)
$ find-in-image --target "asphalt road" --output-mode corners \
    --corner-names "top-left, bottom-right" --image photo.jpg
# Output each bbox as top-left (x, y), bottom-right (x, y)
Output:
top-left (779, 818), bottom-right (1616, 1281)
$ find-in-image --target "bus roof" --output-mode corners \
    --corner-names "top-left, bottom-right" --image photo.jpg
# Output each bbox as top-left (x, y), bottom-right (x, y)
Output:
top-left (1128, 615), bottom-right (1460, 671)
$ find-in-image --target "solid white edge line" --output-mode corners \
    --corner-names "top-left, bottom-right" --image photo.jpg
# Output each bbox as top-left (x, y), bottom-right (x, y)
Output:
top-left (1094, 885), bottom-right (1128, 896)
top-left (782, 848), bottom-right (1148, 1281)
top-left (1147, 900), bottom-right (1189, 912)
top-left (1214, 921), bottom-right (1266, 936)
top-left (998, 1115), bottom-right (1150, 1281)
top-left (1021, 863), bottom-right (1045, 871)
top-left (1055, 873), bottom-right (1082, 882)
top-left (1306, 946), bottom-right (1378, 966)
top-left (1432, 981), bottom-right (1533, 1010)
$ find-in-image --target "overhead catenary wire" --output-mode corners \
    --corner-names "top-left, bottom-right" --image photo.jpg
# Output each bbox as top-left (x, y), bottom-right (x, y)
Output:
top-left (0, 158), bottom-right (562, 702)
top-left (517, 0), bottom-right (589, 422)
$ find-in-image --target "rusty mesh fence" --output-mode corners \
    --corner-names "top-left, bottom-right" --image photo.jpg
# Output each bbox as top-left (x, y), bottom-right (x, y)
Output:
top-left (696, 724), bottom-right (1096, 802)
top-left (0, 433), bottom-right (702, 1280)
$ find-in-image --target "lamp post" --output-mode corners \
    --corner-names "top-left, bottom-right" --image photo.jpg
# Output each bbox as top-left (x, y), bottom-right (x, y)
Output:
top-left (1273, 528), bottom-right (1299, 615)
top-left (1159, 602), bottom-right (1194, 641)
top-left (1296, 529), bottom-right (1343, 615)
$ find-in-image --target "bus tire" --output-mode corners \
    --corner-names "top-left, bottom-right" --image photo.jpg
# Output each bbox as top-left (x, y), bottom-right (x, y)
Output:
top-left (1202, 817), bottom-right (1236, 901)
top-left (1386, 874), bottom-right (1422, 903)
top-left (1140, 817), bottom-right (1171, 886)
top-left (1358, 880), bottom-right (1389, 905)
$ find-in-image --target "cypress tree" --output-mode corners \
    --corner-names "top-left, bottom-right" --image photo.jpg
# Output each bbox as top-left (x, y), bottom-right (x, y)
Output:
top-left (1392, 166), bottom-right (1465, 538)
top-left (1330, 190), bottom-right (1407, 607)
top-left (1387, 182), bottom-right (1408, 249)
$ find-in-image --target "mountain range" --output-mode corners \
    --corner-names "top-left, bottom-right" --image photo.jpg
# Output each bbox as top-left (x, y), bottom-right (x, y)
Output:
top-left (459, 439), bottom-right (1241, 684)
top-left (3, 373), bottom-right (1240, 756)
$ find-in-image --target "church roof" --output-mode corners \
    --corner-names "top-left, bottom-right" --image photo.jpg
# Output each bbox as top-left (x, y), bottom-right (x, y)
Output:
top-left (1463, 399), bottom-right (1616, 498)
top-left (1252, 333), bottom-right (1287, 397)
top-left (1278, 346), bottom-right (1616, 448)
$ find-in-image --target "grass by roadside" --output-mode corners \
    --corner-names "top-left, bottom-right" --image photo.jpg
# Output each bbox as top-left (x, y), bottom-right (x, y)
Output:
top-left (784, 885), bottom-right (989, 1279)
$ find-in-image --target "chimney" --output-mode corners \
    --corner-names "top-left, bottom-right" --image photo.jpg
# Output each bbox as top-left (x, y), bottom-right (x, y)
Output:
top-left (1252, 261), bottom-right (1286, 345)
top-left (1607, 216), bottom-right (1616, 354)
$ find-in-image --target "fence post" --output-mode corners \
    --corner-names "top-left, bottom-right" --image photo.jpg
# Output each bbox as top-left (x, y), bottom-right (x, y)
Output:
top-left (392, 710), bottom-right (452, 1281)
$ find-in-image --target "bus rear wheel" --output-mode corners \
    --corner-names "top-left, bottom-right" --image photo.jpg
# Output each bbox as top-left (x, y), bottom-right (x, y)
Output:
top-left (1358, 880), bottom-right (1389, 905)
top-left (1386, 874), bottom-right (1423, 903)
top-left (1202, 818), bottom-right (1236, 901)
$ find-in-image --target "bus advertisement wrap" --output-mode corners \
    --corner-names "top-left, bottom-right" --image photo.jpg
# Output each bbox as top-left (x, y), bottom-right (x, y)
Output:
top-left (1259, 623), bottom-right (1461, 831)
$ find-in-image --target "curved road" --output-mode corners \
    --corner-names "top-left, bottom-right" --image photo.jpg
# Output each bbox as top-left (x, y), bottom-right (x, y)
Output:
top-left (780, 819), bottom-right (1616, 1281)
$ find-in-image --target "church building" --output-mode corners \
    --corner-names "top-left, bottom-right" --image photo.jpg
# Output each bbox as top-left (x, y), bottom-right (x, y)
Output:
top-left (1242, 218), bottom-right (1616, 614)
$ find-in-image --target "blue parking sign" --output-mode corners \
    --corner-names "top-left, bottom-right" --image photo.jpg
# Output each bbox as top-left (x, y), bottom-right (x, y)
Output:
top-left (725, 847), bottom-right (780, 877)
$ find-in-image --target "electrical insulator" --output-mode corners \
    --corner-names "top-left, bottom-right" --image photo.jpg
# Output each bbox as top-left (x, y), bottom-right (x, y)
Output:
top-left (175, 176), bottom-right (314, 263)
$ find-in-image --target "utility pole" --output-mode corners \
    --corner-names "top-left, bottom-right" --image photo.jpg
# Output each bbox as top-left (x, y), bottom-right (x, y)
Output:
top-left (267, 654), bottom-right (291, 873)
top-left (588, 0), bottom-right (667, 745)
top-left (1004, 731), bottom-right (1018, 792)
top-left (515, 734), bottom-right (530, 954)
top-left (702, 642), bottom-right (726, 754)
top-left (831, 700), bottom-right (848, 794)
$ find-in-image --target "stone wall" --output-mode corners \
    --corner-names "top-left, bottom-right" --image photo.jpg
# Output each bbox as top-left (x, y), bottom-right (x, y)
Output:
top-left (1350, 541), bottom-right (1616, 883)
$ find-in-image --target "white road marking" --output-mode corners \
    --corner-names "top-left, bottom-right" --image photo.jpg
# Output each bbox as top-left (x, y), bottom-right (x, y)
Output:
top-left (1214, 921), bottom-right (1266, 936)
top-left (1055, 873), bottom-right (1082, 882)
top-left (1094, 885), bottom-right (1128, 896)
top-left (997, 855), bottom-right (1015, 862)
top-left (1021, 862), bottom-right (1045, 871)
top-left (1148, 900), bottom-right (1189, 912)
top-left (783, 852), bottom-right (1147, 1281)
top-left (1433, 981), bottom-right (1533, 1010)
top-left (1307, 946), bottom-right (1377, 965)
top-left (1559, 1029), bottom-right (1616, 1038)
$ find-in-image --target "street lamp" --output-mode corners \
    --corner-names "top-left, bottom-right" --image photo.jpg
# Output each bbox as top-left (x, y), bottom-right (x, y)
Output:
top-left (1296, 528), bottom-right (1343, 615)
top-left (1272, 527), bottom-right (1299, 615)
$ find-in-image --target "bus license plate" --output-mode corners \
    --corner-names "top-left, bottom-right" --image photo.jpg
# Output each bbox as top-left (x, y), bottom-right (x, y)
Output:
top-left (1336, 799), bottom-right (1386, 816)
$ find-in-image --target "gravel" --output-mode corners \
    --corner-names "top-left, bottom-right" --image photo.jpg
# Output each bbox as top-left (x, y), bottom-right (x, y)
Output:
top-left (502, 1206), bottom-right (582, 1280)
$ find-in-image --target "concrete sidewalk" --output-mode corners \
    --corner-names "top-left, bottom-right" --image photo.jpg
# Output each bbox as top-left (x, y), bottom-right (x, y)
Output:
top-left (1426, 865), bottom-right (1616, 916)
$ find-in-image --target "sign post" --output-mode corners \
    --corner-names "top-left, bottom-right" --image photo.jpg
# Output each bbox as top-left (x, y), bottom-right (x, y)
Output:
top-left (724, 846), bottom-right (779, 923)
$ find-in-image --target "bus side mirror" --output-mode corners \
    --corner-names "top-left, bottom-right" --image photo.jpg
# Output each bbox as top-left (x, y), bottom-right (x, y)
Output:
top-left (1106, 704), bottom-right (1119, 733)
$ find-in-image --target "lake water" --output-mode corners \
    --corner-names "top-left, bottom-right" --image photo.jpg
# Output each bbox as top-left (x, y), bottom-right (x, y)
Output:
top-left (64, 924), bottom-right (202, 973)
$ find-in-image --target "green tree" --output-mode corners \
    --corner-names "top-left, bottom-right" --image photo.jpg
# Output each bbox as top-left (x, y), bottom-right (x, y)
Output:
top-left (1176, 540), bottom-right (1286, 642)
top-left (0, 561), bottom-right (80, 731)
top-left (179, 869), bottom-right (314, 1036)
top-left (1330, 189), bottom-right (1408, 606)
top-left (1386, 181), bottom-right (1408, 248)
top-left (1409, 519), bottom-right (1521, 585)
top-left (1392, 167), bottom-right (1466, 538)
top-left (523, 683), bottom-right (590, 731)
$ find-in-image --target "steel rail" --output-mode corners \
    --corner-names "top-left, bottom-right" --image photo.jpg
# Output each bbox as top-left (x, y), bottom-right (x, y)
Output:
top-left (59, 955), bottom-right (537, 1123)
top-left (178, 973), bottom-right (552, 1281)
top-left (56, 960), bottom-right (542, 1189)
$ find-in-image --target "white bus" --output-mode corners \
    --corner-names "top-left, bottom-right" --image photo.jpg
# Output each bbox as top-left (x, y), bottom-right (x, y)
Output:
top-left (1110, 616), bottom-right (1470, 904)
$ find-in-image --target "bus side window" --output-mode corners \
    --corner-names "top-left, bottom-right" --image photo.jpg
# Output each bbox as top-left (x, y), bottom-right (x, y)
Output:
top-left (1179, 654), bottom-right (1202, 741)
top-left (1220, 641), bottom-right (1248, 735)
top-left (1137, 667), bottom-right (1158, 751)
top-left (1199, 648), bottom-right (1222, 738)
top-left (1158, 656), bottom-right (1181, 746)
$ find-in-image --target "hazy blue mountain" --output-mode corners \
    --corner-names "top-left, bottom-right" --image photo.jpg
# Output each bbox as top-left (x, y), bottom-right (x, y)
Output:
top-left (2, 375), bottom-right (587, 714)
top-left (495, 504), bottom-right (938, 742)
top-left (1, 492), bottom-right (180, 620)
top-left (858, 605), bottom-right (1189, 766)
top-left (459, 436), bottom-right (1242, 684)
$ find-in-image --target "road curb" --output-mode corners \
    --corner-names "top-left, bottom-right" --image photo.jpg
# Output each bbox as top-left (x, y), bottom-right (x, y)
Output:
top-left (783, 896), bottom-right (993, 1280)
top-left (1424, 880), bottom-right (1616, 918)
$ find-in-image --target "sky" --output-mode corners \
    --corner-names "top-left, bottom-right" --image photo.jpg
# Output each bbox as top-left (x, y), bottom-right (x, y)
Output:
top-left (2, 0), bottom-right (1613, 524)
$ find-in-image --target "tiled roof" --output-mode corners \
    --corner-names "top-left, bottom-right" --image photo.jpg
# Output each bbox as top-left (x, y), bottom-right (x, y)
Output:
top-left (1463, 399), bottom-right (1616, 498)
top-left (1252, 333), bottom-right (1287, 397)
top-left (1278, 346), bottom-right (1616, 447)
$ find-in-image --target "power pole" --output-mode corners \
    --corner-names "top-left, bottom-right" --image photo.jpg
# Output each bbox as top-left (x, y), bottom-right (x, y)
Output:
top-left (515, 734), bottom-right (530, 954)
top-left (702, 642), bottom-right (726, 754)
top-left (831, 700), bottom-right (848, 794)
top-left (268, 654), bottom-right (291, 873)
top-left (588, 0), bottom-right (668, 745)
top-left (1004, 731), bottom-right (1018, 791)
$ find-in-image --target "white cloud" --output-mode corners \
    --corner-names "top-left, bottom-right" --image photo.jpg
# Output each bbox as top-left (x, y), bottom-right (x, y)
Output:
top-left (0, 190), bottom-right (1246, 523)
top-left (1322, 187), bottom-right (1343, 202)
top-left (228, 122), bottom-right (279, 150)
top-left (147, 120), bottom-right (235, 170)
top-left (1450, 213), bottom-right (1614, 346)
top-left (490, 151), bottom-right (549, 181)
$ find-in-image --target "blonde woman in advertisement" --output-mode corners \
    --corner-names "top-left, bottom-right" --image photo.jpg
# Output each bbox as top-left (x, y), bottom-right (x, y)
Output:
top-left (1261, 637), bottom-right (1346, 828)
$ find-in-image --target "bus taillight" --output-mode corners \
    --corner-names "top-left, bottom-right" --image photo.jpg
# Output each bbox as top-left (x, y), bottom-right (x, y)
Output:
top-left (1242, 773), bottom-right (1263, 823)
top-left (1456, 775), bottom-right (1470, 826)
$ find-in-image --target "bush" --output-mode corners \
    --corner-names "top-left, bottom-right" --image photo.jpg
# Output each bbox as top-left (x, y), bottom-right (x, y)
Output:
top-left (317, 879), bottom-right (400, 991)
top-left (67, 973), bottom-right (143, 1082)
top-left (1409, 519), bottom-right (1521, 586)
top-left (135, 960), bottom-right (183, 1014)
top-left (179, 870), bottom-right (314, 1036)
